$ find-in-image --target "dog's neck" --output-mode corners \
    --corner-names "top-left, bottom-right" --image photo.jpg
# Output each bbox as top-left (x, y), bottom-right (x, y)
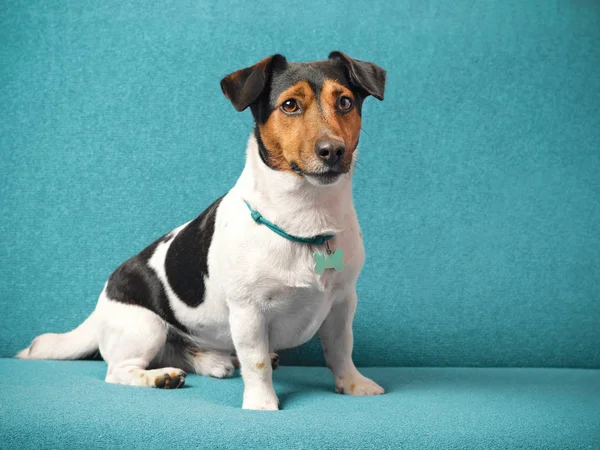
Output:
top-left (233, 133), bottom-right (355, 237)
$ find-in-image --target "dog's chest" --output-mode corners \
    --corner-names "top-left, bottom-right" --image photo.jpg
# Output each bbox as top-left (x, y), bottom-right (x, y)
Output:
top-left (199, 192), bottom-right (364, 351)
top-left (240, 232), bottom-right (363, 351)
top-left (261, 286), bottom-right (331, 351)
top-left (257, 259), bottom-right (344, 350)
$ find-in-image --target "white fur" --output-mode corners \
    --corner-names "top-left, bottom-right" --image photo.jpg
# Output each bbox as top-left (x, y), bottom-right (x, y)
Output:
top-left (17, 134), bottom-right (384, 409)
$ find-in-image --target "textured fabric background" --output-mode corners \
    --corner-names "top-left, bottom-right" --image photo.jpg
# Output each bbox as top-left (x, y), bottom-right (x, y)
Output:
top-left (1, 1), bottom-right (599, 367)
top-left (1, 360), bottom-right (599, 449)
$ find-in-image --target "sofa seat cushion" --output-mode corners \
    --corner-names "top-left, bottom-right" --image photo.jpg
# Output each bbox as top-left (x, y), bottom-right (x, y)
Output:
top-left (1, 359), bottom-right (598, 449)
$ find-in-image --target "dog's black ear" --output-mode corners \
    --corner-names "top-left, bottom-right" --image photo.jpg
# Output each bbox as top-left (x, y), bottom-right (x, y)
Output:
top-left (220, 54), bottom-right (287, 111)
top-left (328, 51), bottom-right (386, 101)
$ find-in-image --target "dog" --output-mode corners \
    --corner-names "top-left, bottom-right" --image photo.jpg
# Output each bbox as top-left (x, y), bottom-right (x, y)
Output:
top-left (17, 51), bottom-right (386, 410)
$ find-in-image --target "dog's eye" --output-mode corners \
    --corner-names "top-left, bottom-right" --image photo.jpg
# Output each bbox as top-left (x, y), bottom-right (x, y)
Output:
top-left (338, 96), bottom-right (353, 111)
top-left (281, 99), bottom-right (300, 114)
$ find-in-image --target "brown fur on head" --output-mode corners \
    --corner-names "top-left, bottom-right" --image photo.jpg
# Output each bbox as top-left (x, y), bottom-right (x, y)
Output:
top-left (221, 52), bottom-right (386, 186)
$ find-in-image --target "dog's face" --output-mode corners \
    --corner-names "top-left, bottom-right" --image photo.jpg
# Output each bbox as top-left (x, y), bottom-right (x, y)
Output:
top-left (221, 52), bottom-right (386, 186)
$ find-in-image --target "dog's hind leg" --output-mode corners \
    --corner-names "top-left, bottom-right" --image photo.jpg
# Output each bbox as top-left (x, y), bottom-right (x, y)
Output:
top-left (96, 294), bottom-right (186, 389)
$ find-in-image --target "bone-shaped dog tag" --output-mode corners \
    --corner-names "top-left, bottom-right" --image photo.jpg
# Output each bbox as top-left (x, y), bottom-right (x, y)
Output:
top-left (314, 248), bottom-right (344, 274)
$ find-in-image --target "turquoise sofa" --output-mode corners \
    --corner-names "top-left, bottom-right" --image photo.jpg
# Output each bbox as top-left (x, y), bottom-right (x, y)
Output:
top-left (1, 1), bottom-right (599, 448)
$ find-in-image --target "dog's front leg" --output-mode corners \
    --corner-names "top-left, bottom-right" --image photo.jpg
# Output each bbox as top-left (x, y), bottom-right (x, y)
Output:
top-left (229, 304), bottom-right (278, 410)
top-left (319, 290), bottom-right (385, 396)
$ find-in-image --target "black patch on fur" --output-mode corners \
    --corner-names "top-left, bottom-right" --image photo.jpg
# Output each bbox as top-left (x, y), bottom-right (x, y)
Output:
top-left (106, 197), bottom-right (224, 330)
top-left (106, 234), bottom-right (187, 331)
top-left (166, 327), bottom-right (189, 347)
top-left (164, 196), bottom-right (224, 307)
top-left (254, 124), bottom-right (276, 170)
top-left (289, 161), bottom-right (304, 176)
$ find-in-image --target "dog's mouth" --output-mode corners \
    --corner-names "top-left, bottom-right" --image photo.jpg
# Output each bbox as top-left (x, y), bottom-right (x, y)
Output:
top-left (306, 171), bottom-right (343, 185)
top-left (290, 163), bottom-right (345, 186)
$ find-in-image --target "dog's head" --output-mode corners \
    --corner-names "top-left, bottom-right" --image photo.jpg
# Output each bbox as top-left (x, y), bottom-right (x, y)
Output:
top-left (221, 52), bottom-right (386, 186)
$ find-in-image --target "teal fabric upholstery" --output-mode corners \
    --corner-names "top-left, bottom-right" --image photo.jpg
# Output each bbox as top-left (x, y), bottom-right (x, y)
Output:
top-left (2, 0), bottom-right (600, 368)
top-left (1, 0), bottom-right (599, 448)
top-left (0, 361), bottom-right (599, 449)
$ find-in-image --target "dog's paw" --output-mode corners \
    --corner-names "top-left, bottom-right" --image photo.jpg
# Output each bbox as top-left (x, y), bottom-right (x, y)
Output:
top-left (151, 368), bottom-right (186, 389)
top-left (335, 373), bottom-right (384, 396)
top-left (270, 353), bottom-right (280, 370)
top-left (206, 359), bottom-right (235, 379)
top-left (191, 351), bottom-right (235, 378)
top-left (242, 387), bottom-right (279, 411)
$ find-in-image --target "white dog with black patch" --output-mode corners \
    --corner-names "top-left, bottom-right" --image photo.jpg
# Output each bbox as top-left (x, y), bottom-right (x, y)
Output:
top-left (18, 51), bottom-right (386, 410)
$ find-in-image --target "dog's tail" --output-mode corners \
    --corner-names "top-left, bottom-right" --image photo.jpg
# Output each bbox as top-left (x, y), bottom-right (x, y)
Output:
top-left (15, 312), bottom-right (98, 360)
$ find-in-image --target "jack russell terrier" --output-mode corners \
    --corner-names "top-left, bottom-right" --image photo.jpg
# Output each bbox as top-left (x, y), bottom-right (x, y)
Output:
top-left (17, 51), bottom-right (387, 410)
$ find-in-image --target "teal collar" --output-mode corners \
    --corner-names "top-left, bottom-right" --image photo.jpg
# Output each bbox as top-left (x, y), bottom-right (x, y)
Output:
top-left (244, 200), bottom-right (334, 246)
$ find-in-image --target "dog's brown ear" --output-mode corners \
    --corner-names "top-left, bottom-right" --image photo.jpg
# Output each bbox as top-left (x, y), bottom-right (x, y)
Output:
top-left (328, 51), bottom-right (386, 101)
top-left (220, 54), bottom-right (287, 111)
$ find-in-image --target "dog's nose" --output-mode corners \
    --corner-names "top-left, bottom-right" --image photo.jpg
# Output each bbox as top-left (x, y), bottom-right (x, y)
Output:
top-left (315, 139), bottom-right (346, 166)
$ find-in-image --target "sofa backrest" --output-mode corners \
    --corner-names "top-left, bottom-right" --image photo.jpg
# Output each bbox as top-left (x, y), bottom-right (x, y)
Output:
top-left (1, 0), bottom-right (599, 367)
